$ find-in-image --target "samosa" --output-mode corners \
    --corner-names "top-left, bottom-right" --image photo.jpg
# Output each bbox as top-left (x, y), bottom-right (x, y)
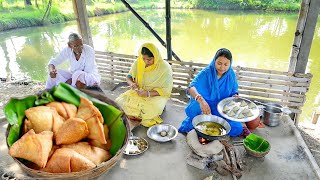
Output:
top-left (47, 101), bottom-right (77, 120)
top-left (52, 110), bottom-right (64, 139)
top-left (62, 142), bottom-right (111, 165)
top-left (62, 102), bottom-right (77, 119)
top-left (88, 138), bottom-right (112, 152)
top-left (46, 102), bottom-right (68, 120)
top-left (85, 115), bottom-right (106, 144)
top-left (76, 97), bottom-right (103, 123)
top-left (9, 130), bottom-right (53, 168)
top-left (55, 118), bottom-right (89, 145)
top-left (43, 148), bottom-right (95, 173)
top-left (25, 106), bottom-right (54, 133)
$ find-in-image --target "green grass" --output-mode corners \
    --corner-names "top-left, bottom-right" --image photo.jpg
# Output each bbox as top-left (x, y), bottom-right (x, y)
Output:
top-left (0, 1), bottom-right (301, 32)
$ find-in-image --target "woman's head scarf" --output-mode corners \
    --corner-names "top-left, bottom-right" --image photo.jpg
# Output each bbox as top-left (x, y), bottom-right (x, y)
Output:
top-left (134, 43), bottom-right (162, 86)
top-left (190, 48), bottom-right (238, 103)
top-left (129, 43), bottom-right (173, 97)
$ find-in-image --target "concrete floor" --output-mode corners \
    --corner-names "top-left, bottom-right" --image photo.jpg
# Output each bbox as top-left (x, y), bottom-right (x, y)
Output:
top-left (0, 89), bottom-right (318, 180)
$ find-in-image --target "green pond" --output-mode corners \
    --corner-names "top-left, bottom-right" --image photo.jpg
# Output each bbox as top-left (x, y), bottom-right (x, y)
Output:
top-left (0, 9), bottom-right (319, 122)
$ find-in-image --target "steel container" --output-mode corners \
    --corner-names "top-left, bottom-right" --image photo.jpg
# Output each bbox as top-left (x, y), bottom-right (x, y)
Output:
top-left (263, 103), bottom-right (283, 127)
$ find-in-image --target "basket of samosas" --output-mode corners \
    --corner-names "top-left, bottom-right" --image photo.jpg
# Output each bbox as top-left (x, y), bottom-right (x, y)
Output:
top-left (4, 83), bottom-right (129, 179)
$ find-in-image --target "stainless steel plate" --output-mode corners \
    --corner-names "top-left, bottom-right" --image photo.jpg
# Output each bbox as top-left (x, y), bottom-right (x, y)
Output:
top-left (217, 97), bottom-right (259, 122)
top-left (123, 136), bottom-right (149, 156)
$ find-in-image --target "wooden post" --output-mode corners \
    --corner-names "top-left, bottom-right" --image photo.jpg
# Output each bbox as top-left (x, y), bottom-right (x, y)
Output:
top-left (72, 0), bottom-right (94, 48)
top-left (288, 0), bottom-right (320, 73)
top-left (165, 0), bottom-right (172, 61)
top-left (312, 108), bottom-right (320, 124)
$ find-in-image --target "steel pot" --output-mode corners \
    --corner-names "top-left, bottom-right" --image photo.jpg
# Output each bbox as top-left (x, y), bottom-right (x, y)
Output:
top-left (263, 103), bottom-right (283, 127)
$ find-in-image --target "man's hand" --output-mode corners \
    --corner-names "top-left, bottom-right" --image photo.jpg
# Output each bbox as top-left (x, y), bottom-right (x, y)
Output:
top-left (135, 89), bottom-right (148, 97)
top-left (48, 64), bottom-right (57, 78)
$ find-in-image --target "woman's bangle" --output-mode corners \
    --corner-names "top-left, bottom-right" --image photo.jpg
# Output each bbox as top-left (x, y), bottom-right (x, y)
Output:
top-left (147, 91), bottom-right (151, 97)
top-left (195, 94), bottom-right (202, 101)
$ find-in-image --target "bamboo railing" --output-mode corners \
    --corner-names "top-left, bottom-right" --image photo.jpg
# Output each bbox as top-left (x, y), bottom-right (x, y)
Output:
top-left (96, 51), bottom-right (313, 117)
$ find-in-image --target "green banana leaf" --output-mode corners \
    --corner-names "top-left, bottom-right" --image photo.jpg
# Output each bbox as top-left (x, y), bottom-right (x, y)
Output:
top-left (243, 133), bottom-right (270, 153)
top-left (4, 95), bottom-right (37, 146)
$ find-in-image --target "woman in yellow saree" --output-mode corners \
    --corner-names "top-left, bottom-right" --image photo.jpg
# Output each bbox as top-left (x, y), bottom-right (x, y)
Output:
top-left (115, 43), bottom-right (173, 127)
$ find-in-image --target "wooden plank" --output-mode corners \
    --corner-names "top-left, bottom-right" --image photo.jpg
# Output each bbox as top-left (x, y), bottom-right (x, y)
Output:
top-left (167, 60), bottom-right (207, 67)
top-left (97, 61), bottom-right (132, 69)
top-left (240, 96), bottom-right (304, 110)
top-left (238, 81), bottom-right (309, 92)
top-left (96, 51), bottom-right (138, 59)
top-left (237, 72), bottom-right (311, 83)
top-left (238, 90), bottom-right (305, 103)
top-left (101, 74), bottom-right (126, 81)
top-left (234, 66), bottom-right (290, 75)
top-left (96, 57), bottom-right (134, 64)
top-left (237, 77), bottom-right (310, 87)
top-left (96, 56), bottom-right (135, 63)
top-left (98, 64), bottom-right (131, 71)
top-left (238, 86), bottom-right (305, 98)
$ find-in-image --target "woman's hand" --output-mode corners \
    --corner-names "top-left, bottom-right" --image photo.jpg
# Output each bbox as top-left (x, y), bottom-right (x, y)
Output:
top-left (198, 98), bottom-right (211, 115)
top-left (130, 82), bottom-right (139, 90)
top-left (135, 89), bottom-right (149, 97)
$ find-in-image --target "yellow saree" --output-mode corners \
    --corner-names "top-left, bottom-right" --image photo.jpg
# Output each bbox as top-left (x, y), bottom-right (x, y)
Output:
top-left (115, 43), bottom-right (173, 127)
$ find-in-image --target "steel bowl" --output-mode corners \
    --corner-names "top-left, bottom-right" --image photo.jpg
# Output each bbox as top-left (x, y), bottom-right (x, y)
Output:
top-left (147, 124), bottom-right (178, 142)
top-left (192, 114), bottom-right (231, 141)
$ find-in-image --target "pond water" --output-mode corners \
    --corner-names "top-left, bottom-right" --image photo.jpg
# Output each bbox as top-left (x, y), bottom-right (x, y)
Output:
top-left (0, 9), bottom-right (319, 122)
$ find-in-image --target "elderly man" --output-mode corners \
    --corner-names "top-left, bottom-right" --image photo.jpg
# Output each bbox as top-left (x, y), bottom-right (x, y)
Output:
top-left (45, 33), bottom-right (101, 89)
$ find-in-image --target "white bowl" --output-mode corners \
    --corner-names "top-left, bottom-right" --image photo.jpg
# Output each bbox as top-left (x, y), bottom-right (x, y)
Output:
top-left (147, 124), bottom-right (178, 142)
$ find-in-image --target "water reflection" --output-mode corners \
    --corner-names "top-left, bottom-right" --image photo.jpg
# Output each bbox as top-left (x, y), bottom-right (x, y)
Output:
top-left (0, 9), bottom-right (319, 122)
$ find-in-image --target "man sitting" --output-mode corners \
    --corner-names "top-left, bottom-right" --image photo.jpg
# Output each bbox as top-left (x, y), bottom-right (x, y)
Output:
top-left (46, 33), bottom-right (101, 89)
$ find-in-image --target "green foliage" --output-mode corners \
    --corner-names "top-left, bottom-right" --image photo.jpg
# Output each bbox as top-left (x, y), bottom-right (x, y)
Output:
top-left (0, 0), bottom-right (301, 32)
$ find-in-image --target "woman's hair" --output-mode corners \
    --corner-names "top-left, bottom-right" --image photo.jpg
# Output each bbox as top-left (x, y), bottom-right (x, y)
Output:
top-left (141, 47), bottom-right (154, 57)
top-left (215, 48), bottom-right (232, 61)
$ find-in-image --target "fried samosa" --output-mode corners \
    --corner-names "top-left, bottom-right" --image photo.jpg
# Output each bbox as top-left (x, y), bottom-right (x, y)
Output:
top-left (23, 118), bottom-right (33, 135)
top-left (47, 102), bottom-right (77, 120)
top-left (88, 138), bottom-right (112, 151)
top-left (62, 102), bottom-right (77, 119)
top-left (46, 102), bottom-right (68, 120)
top-left (25, 106), bottom-right (54, 133)
top-left (43, 148), bottom-right (95, 173)
top-left (76, 97), bottom-right (103, 123)
top-left (55, 118), bottom-right (89, 145)
top-left (86, 115), bottom-right (106, 144)
top-left (62, 142), bottom-right (111, 165)
top-left (9, 130), bottom-right (53, 168)
top-left (52, 110), bottom-right (64, 139)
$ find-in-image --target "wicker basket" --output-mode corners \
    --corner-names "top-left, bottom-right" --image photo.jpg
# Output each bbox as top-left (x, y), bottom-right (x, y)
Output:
top-left (5, 89), bottom-right (130, 179)
top-left (244, 140), bottom-right (271, 158)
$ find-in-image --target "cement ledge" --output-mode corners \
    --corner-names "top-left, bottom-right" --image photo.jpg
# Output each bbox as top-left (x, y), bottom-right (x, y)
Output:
top-left (284, 115), bottom-right (320, 179)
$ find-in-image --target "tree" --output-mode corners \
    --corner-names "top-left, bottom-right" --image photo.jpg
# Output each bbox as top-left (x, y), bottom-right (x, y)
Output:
top-left (24, 0), bottom-right (32, 6)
